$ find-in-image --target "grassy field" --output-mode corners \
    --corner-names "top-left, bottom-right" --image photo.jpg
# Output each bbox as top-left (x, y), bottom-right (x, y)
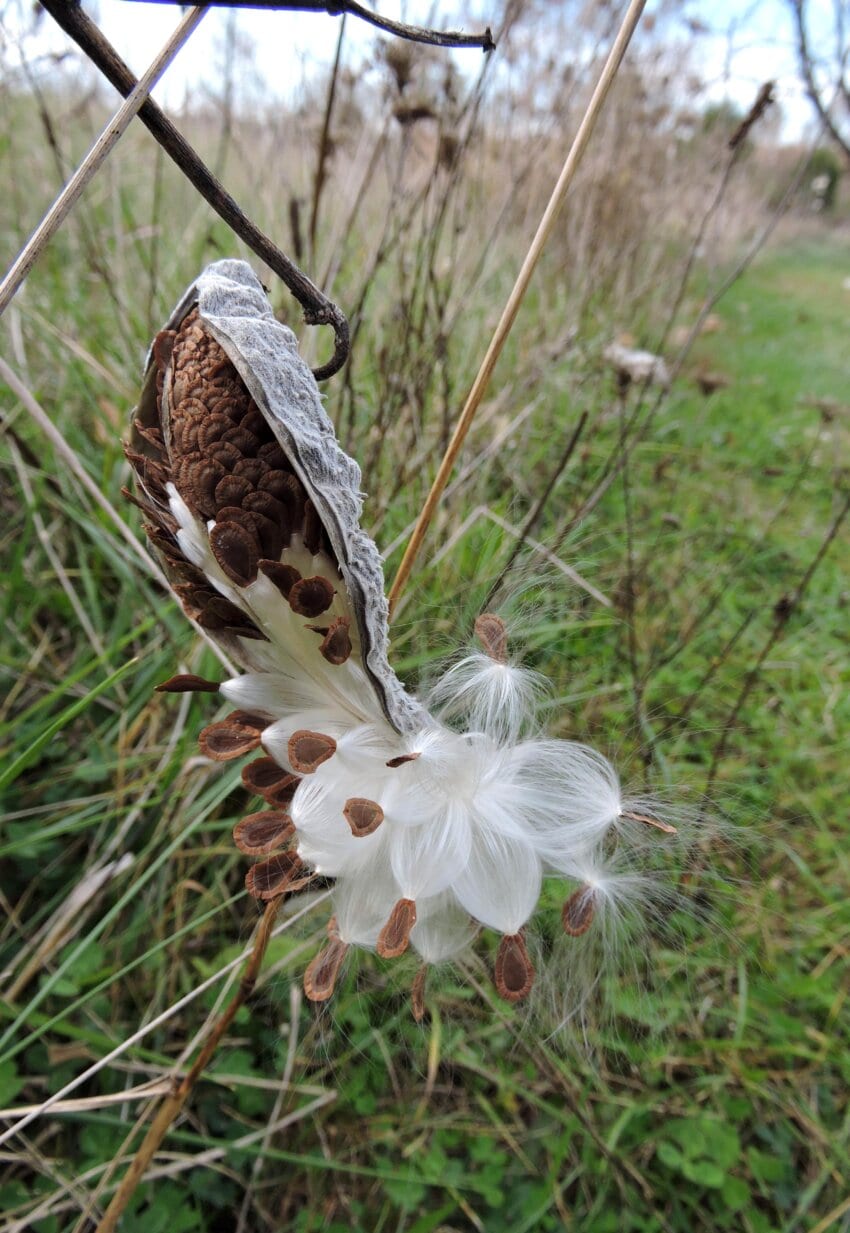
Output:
top-left (1, 49), bottom-right (849, 1233)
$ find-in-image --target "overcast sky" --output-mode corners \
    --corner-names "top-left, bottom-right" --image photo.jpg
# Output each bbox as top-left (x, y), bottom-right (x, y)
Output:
top-left (1, 0), bottom-right (834, 141)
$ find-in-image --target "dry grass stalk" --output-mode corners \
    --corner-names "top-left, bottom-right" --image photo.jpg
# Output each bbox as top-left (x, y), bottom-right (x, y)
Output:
top-left (387, 0), bottom-right (648, 615)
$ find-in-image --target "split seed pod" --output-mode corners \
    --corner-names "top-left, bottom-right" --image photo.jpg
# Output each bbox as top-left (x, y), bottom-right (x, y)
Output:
top-left (128, 261), bottom-right (684, 1021)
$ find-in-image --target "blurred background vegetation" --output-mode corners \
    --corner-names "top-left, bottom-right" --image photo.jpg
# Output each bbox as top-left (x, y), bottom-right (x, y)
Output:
top-left (1, 1), bottom-right (848, 1230)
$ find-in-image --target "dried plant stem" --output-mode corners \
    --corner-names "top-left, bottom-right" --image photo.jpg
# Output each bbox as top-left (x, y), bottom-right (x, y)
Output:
top-left (0, 6), bottom-right (205, 319)
top-left (94, 896), bottom-right (282, 1233)
top-left (387, 0), bottom-right (647, 615)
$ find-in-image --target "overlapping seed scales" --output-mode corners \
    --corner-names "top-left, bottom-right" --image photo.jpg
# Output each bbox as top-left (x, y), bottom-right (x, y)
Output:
top-left (209, 521), bottom-right (259, 586)
top-left (241, 757), bottom-right (300, 804)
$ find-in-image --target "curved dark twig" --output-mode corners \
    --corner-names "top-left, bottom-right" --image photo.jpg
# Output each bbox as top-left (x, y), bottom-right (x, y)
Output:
top-left (40, 0), bottom-right (350, 379)
top-left (120, 1), bottom-right (496, 51)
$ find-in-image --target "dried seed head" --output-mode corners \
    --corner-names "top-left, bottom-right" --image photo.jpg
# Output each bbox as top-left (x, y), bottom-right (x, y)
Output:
top-left (494, 932), bottom-right (534, 1002)
top-left (474, 613), bottom-right (508, 664)
top-left (303, 937), bottom-right (349, 1002)
top-left (561, 885), bottom-right (595, 936)
top-left (343, 798), bottom-right (384, 837)
top-left (287, 730), bottom-right (337, 774)
top-left (376, 897), bottom-right (418, 958)
top-left (233, 810), bottom-right (294, 855)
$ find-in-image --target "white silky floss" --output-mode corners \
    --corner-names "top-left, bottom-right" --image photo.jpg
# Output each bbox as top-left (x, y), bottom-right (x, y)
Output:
top-left (137, 260), bottom-right (680, 1012)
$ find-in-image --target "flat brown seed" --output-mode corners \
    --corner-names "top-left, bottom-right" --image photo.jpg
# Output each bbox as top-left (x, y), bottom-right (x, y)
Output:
top-left (259, 560), bottom-right (301, 598)
top-left (153, 329), bottom-right (176, 368)
top-left (386, 752), bottom-right (421, 768)
top-left (343, 798), bottom-right (384, 837)
top-left (155, 673), bottom-right (220, 694)
top-left (199, 721), bottom-right (261, 761)
top-left (171, 417), bottom-right (202, 454)
top-left (214, 474), bottom-right (253, 510)
top-left (303, 938), bottom-right (349, 1002)
top-left (245, 851), bottom-right (305, 900)
top-left (191, 457), bottom-right (228, 518)
top-left (259, 469), bottom-right (296, 502)
top-left (561, 886), bottom-right (596, 936)
top-left (210, 521), bottom-right (259, 586)
top-left (233, 810), bottom-right (294, 855)
top-left (241, 756), bottom-right (295, 793)
top-left (222, 426), bottom-right (260, 456)
top-left (411, 965), bottom-right (428, 1023)
top-left (288, 730), bottom-right (337, 774)
top-left (302, 499), bottom-right (322, 555)
top-left (620, 809), bottom-right (678, 834)
top-left (257, 442), bottom-right (289, 469)
top-left (243, 489), bottom-right (287, 526)
top-left (250, 512), bottom-right (283, 562)
top-left (207, 440), bottom-right (242, 471)
top-left (195, 411), bottom-right (232, 450)
top-left (474, 613), bottom-right (508, 664)
top-left (226, 710), bottom-right (269, 733)
top-left (376, 898), bottom-right (417, 958)
top-left (494, 932), bottom-right (534, 1002)
top-left (233, 458), bottom-right (269, 487)
top-left (289, 575), bottom-right (335, 618)
top-left (318, 618), bottom-right (352, 666)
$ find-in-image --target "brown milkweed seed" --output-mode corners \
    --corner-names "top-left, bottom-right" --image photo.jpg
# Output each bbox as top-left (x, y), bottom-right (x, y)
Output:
top-left (214, 474), bottom-right (253, 510)
top-left (241, 756), bottom-right (295, 793)
top-left (245, 851), bottom-right (307, 900)
top-left (411, 965), bottom-right (428, 1023)
top-left (303, 938), bottom-right (349, 1002)
top-left (386, 752), bottom-right (421, 768)
top-left (233, 810), bottom-right (294, 855)
top-left (259, 560), bottom-right (301, 598)
top-left (343, 798), bottom-right (384, 837)
top-left (376, 898), bottom-right (417, 958)
top-left (620, 809), bottom-right (678, 834)
top-left (288, 730), bottom-right (337, 774)
top-left (209, 521), bottom-right (259, 586)
top-left (561, 885), bottom-right (595, 936)
top-left (233, 458), bottom-right (269, 487)
top-left (494, 932), bottom-right (534, 1002)
top-left (317, 617), bottom-right (352, 666)
top-left (289, 575), bottom-right (334, 618)
top-left (474, 613), bottom-right (508, 664)
top-left (302, 499), bottom-right (322, 555)
top-left (155, 673), bottom-right (220, 694)
top-left (198, 721), bottom-right (261, 761)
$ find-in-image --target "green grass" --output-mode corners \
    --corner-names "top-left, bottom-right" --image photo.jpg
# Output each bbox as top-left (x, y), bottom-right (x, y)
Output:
top-left (1, 77), bottom-right (849, 1233)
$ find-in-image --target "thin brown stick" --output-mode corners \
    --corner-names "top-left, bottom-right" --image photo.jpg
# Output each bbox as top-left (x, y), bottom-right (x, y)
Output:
top-left (94, 897), bottom-right (282, 1233)
top-left (387, 0), bottom-right (648, 615)
top-left (0, 6), bottom-right (206, 319)
top-left (38, 0), bottom-right (349, 380)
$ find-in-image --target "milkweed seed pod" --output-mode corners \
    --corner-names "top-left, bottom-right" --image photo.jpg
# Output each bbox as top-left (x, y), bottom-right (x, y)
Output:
top-left (127, 260), bottom-right (680, 1016)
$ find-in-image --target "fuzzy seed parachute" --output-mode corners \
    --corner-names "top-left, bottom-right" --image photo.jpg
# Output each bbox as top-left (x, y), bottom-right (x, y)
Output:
top-left (126, 260), bottom-right (680, 1016)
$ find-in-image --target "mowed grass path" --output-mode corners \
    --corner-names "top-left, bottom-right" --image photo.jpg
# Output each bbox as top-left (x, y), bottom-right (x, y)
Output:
top-left (1, 228), bottom-right (848, 1232)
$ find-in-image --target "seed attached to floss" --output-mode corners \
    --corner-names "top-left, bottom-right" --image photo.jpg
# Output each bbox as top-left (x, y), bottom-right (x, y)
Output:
top-left (474, 612), bottom-right (509, 663)
top-left (494, 932), bottom-right (534, 1002)
top-left (561, 885), bottom-right (596, 936)
top-left (310, 617), bottom-right (352, 666)
top-left (209, 521), bottom-right (259, 586)
top-left (245, 850), bottom-right (309, 901)
top-left (259, 560), bottom-right (301, 598)
top-left (287, 730), bottom-right (337, 774)
top-left (411, 965), bottom-right (428, 1023)
top-left (376, 898), bottom-right (418, 958)
top-left (289, 575), bottom-right (335, 618)
top-left (241, 757), bottom-right (299, 801)
top-left (343, 797), bottom-right (384, 837)
top-left (303, 937), bottom-right (350, 1002)
top-left (233, 810), bottom-right (294, 856)
top-left (199, 720), bottom-right (262, 761)
top-left (386, 752), bottom-right (421, 768)
top-left (620, 809), bottom-right (678, 834)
